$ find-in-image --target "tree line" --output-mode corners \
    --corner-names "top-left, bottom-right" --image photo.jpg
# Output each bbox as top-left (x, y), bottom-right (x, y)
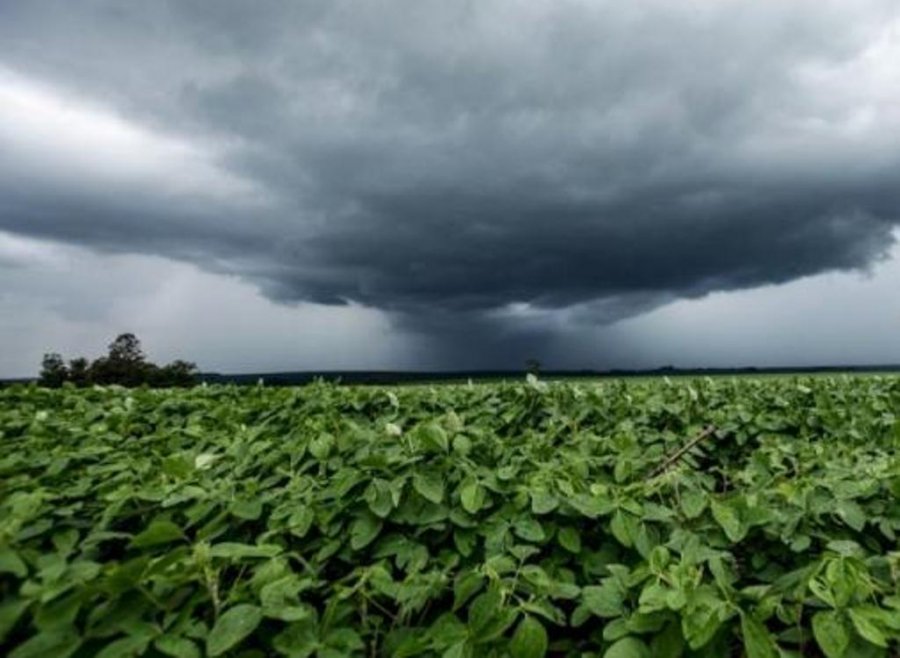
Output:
top-left (39, 334), bottom-right (198, 388)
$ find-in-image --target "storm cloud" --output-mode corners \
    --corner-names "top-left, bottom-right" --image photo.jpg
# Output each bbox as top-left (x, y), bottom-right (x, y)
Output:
top-left (2, 0), bottom-right (900, 358)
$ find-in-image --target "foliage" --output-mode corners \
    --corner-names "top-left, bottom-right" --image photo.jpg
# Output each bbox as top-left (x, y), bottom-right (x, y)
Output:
top-left (38, 354), bottom-right (69, 388)
top-left (38, 334), bottom-right (197, 388)
top-left (1, 376), bottom-right (899, 657)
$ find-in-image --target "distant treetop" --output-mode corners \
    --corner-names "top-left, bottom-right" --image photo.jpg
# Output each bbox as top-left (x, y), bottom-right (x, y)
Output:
top-left (39, 334), bottom-right (197, 388)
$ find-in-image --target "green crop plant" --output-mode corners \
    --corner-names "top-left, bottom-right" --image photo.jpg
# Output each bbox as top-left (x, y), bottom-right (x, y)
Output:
top-left (1, 376), bottom-right (898, 656)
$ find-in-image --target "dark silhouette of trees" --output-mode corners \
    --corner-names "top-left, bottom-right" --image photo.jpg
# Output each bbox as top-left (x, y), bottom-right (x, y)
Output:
top-left (68, 357), bottom-right (91, 387)
top-left (39, 353), bottom-right (69, 388)
top-left (38, 334), bottom-right (198, 388)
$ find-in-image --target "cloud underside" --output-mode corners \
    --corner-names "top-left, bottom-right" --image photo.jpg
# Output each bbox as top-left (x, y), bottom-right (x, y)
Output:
top-left (2, 0), bottom-right (900, 348)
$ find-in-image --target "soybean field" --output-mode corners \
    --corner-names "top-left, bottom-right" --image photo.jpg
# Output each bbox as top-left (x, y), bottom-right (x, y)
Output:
top-left (1, 376), bottom-right (899, 657)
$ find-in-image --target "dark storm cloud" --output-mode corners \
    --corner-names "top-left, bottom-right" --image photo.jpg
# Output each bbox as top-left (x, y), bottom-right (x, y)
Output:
top-left (2, 0), bottom-right (900, 358)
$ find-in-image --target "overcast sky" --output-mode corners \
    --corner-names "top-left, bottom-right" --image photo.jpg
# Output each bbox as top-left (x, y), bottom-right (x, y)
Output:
top-left (2, 0), bottom-right (900, 376)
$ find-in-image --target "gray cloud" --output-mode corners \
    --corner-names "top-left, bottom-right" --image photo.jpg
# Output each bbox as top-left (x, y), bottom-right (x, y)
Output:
top-left (2, 0), bottom-right (900, 363)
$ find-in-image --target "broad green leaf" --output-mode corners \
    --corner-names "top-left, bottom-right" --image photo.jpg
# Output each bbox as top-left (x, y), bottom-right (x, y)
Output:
top-left (459, 479), bottom-right (485, 514)
top-left (453, 572), bottom-right (485, 611)
top-left (350, 514), bottom-right (383, 550)
top-left (272, 618), bottom-right (318, 658)
top-left (835, 501), bottom-right (866, 532)
top-left (288, 507), bottom-right (315, 538)
top-left (364, 480), bottom-right (394, 518)
top-left (557, 527), bottom-right (581, 553)
top-left (452, 435), bottom-right (472, 455)
top-left (610, 510), bottom-right (636, 548)
top-left (650, 621), bottom-right (685, 658)
top-left (309, 433), bottom-right (334, 460)
top-left (530, 490), bottom-right (559, 515)
top-left (442, 641), bottom-right (469, 658)
top-left (418, 423), bottom-right (449, 453)
top-left (0, 598), bottom-right (30, 642)
top-left (509, 616), bottom-right (548, 658)
top-left (230, 499), bottom-right (263, 521)
top-left (513, 517), bottom-right (545, 543)
top-left (468, 589), bottom-right (502, 634)
top-left (0, 548), bottom-right (28, 578)
top-left (130, 519), bottom-right (183, 548)
top-left (740, 613), bottom-right (777, 658)
top-left (812, 610), bottom-right (850, 658)
top-left (582, 581), bottom-right (625, 618)
top-left (603, 637), bottom-right (650, 658)
top-left (154, 635), bottom-right (201, 658)
top-left (206, 605), bottom-right (263, 657)
top-left (9, 628), bottom-right (81, 658)
top-left (680, 490), bottom-right (706, 519)
top-left (848, 607), bottom-right (887, 647)
top-left (682, 600), bottom-right (725, 649)
top-left (413, 472), bottom-right (444, 504)
top-left (710, 500), bottom-right (746, 542)
top-left (96, 635), bottom-right (151, 658)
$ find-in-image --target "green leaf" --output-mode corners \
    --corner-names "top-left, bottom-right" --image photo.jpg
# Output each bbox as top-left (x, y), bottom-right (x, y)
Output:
top-left (513, 517), bottom-right (545, 543)
top-left (288, 507), bottom-right (315, 538)
top-left (418, 423), bottom-right (449, 453)
top-left (582, 581), bottom-right (625, 618)
top-left (442, 641), bottom-right (469, 658)
top-left (680, 490), bottom-right (706, 519)
top-left (364, 480), bottom-right (394, 518)
top-left (848, 607), bottom-right (887, 647)
top-left (649, 621), bottom-right (685, 658)
top-left (530, 490), bottom-right (559, 515)
top-left (459, 479), bottom-right (485, 514)
top-left (812, 610), bottom-right (850, 658)
top-left (557, 527), bottom-right (582, 553)
top-left (206, 605), bottom-right (263, 657)
top-left (130, 519), bottom-right (183, 548)
top-left (509, 616), bottom-right (547, 658)
top-left (350, 514), bottom-right (383, 550)
top-left (452, 435), bottom-right (472, 455)
top-left (741, 613), bottom-right (777, 658)
top-left (603, 637), bottom-right (650, 658)
top-left (272, 618), bottom-right (318, 658)
top-left (0, 598), bottom-right (30, 643)
top-left (154, 635), bottom-right (201, 658)
top-left (467, 589), bottom-right (501, 634)
top-left (453, 572), bottom-right (485, 611)
top-left (835, 501), bottom-right (866, 532)
top-left (0, 547), bottom-right (28, 578)
top-left (610, 510), bottom-right (635, 547)
top-left (413, 472), bottom-right (444, 504)
top-left (209, 542), bottom-right (281, 559)
top-left (682, 599), bottom-right (725, 649)
top-left (9, 629), bottom-right (81, 658)
top-left (230, 499), bottom-right (263, 521)
top-left (309, 433), bottom-right (334, 460)
top-left (95, 635), bottom-right (151, 658)
top-left (638, 583), bottom-right (670, 613)
top-left (710, 500), bottom-right (746, 542)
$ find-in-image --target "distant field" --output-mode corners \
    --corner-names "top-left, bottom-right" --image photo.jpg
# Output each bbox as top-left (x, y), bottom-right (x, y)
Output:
top-left (1, 377), bottom-right (898, 656)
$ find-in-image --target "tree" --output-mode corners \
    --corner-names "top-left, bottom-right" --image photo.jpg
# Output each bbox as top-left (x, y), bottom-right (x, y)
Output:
top-left (39, 353), bottom-right (69, 387)
top-left (68, 357), bottom-right (91, 387)
top-left (38, 333), bottom-right (199, 388)
top-left (154, 360), bottom-right (199, 387)
top-left (107, 333), bottom-right (145, 364)
top-left (90, 333), bottom-right (150, 386)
